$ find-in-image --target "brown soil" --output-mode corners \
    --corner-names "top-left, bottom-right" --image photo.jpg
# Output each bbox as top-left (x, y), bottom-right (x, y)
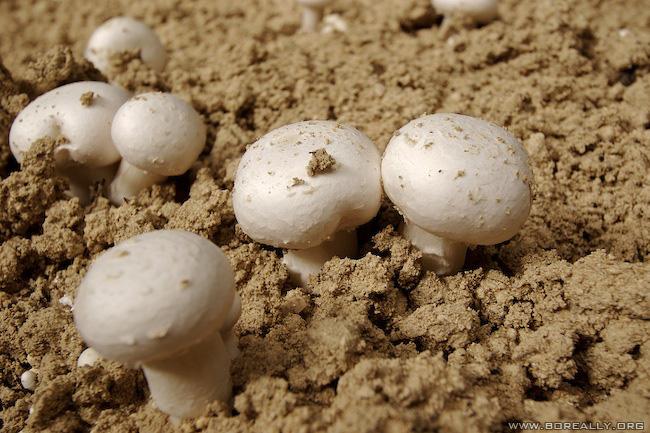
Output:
top-left (0, 0), bottom-right (649, 432)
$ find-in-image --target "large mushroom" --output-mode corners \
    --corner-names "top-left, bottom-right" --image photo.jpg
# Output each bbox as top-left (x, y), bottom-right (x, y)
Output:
top-left (9, 81), bottom-right (130, 202)
top-left (381, 113), bottom-right (532, 275)
top-left (73, 230), bottom-right (238, 419)
top-left (233, 120), bottom-right (382, 286)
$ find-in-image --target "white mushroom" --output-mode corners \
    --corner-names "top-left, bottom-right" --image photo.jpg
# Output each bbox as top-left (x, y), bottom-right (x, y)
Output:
top-left (85, 16), bottom-right (167, 75)
top-left (233, 120), bottom-right (382, 287)
top-left (77, 347), bottom-right (102, 367)
top-left (221, 292), bottom-right (241, 360)
top-left (20, 369), bottom-right (37, 391)
top-left (108, 92), bottom-right (206, 205)
top-left (9, 81), bottom-right (130, 202)
top-left (297, 0), bottom-right (332, 32)
top-left (432, 0), bottom-right (499, 24)
top-left (73, 230), bottom-right (238, 419)
top-left (381, 113), bottom-right (532, 275)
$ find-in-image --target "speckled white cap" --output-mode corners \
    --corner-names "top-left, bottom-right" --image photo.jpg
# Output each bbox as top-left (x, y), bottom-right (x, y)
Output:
top-left (9, 81), bottom-right (130, 166)
top-left (73, 230), bottom-right (235, 365)
top-left (111, 92), bottom-right (206, 176)
top-left (382, 113), bottom-right (532, 246)
top-left (85, 16), bottom-right (167, 74)
top-left (233, 120), bottom-right (382, 249)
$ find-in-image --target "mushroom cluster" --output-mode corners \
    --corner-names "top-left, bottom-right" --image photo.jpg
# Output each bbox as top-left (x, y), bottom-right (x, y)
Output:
top-left (73, 230), bottom-right (239, 419)
top-left (9, 17), bottom-right (206, 205)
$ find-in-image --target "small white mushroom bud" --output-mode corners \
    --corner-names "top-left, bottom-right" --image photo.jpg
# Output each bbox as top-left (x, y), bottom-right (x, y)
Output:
top-left (20, 369), bottom-right (38, 391)
top-left (9, 81), bottom-right (130, 202)
top-left (381, 113), bottom-right (532, 275)
top-left (85, 16), bottom-right (167, 75)
top-left (297, 0), bottom-right (332, 32)
top-left (233, 121), bottom-right (382, 287)
top-left (73, 230), bottom-right (238, 419)
top-left (432, 0), bottom-right (499, 24)
top-left (77, 347), bottom-right (102, 367)
top-left (108, 92), bottom-right (206, 205)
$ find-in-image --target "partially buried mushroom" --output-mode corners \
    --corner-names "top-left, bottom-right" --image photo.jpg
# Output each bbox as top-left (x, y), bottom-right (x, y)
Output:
top-left (85, 16), bottom-right (167, 76)
top-left (233, 120), bottom-right (382, 287)
top-left (381, 113), bottom-right (532, 275)
top-left (73, 230), bottom-right (238, 419)
top-left (9, 81), bottom-right (130, 202)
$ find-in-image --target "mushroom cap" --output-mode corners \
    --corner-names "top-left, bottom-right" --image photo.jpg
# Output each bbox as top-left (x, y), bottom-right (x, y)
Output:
top-left (297, 0), bottom-right (331, 7)
top-left (9, 81), bottom-right (130, 166)
top-left (73, 230), bottom-right (235, 365)
top-left (111, 92), bottom-right (206, 176)
top-left (382, 113), bottom-right (532, 246)
top-left (233, 121), bottom-right (382, 249)
top-left (432, 0), bottom-right (498, 23)
top-left (85, 16), bottom-right (167, 74)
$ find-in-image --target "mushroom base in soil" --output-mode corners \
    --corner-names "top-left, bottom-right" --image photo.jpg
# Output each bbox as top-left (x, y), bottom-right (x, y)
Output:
top-left (400, 222), bottom-right (467, 276)
top-left (109, 160), bottom-right (165, 205)
top-left (60, 162), bottom-right (118, 204)
top-left (282, 230), bottom-right (357, 286)
top-left (143, 332), bottom-right (231, 419)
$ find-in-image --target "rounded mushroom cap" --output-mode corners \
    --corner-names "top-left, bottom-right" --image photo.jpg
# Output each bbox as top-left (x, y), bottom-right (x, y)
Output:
top-left (73, 230), bottom-right (235, 365)
top-left (111, 92), bottom-right (206, 176)
top-left (382, 113), bottom-right (532, 246)
top-left (432, 0), bottom-right (498, 23)
top-left (9, 81), bottom-right (130, 166)
top-left (85, 16), bottom-right (167, 74)
top-left (233, 121), bottom-right (382, 249)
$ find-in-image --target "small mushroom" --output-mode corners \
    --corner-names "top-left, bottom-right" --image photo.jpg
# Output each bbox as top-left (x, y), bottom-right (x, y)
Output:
top-left (9, 81), bottom-right (130, 202)
top-left (77, 347), bottom-right (102, 367)
top-left (297, 0), bottom-right (332, 32)
top-left (432, 0), bottom-right (499, 24)
top-left (108, 92), bottom-right (206, 205)
top-left (20, 369), bottom-right (37, 391)
top-left (73, 230), bottom-right (238, 419)
top-left (381, 113), bottom-right (532, 275)
top-left (233, 121), bottom-right (382, 287)
top-left (85, 16), bottom-right (167, 75)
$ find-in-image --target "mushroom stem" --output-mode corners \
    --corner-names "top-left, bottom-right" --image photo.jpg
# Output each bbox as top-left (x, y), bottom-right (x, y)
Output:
top-left (400, 222), bottom-right (467, 276)
top-left (301, 5), bottom-right (324, 32)
top-left (283, 230), bottom-right (357, 286)
top-left (59, 163), bottom-right (117, 205)
top-left (142, 331), bottom-right (231, 419)
top-left (109, 160), bottom-right (166, 205)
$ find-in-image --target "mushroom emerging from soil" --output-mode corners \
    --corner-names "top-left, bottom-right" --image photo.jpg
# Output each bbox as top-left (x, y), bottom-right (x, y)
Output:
top-left (73, 230), bottom-right (238, 419)
top-left (85, 16), bottom-right (167, 75)
top-left (432, 0), bottom-right (499, 23)
top-left (381, 113), bottom-right (532, 275)
top-left (108, 92), bottom-right (206, 205)
top-left (233, 120), bottom-right (382, 286)
top-left (297, 0), bottom-right (331, 32)
top-left (9, 81), bottom-right (130, 202)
